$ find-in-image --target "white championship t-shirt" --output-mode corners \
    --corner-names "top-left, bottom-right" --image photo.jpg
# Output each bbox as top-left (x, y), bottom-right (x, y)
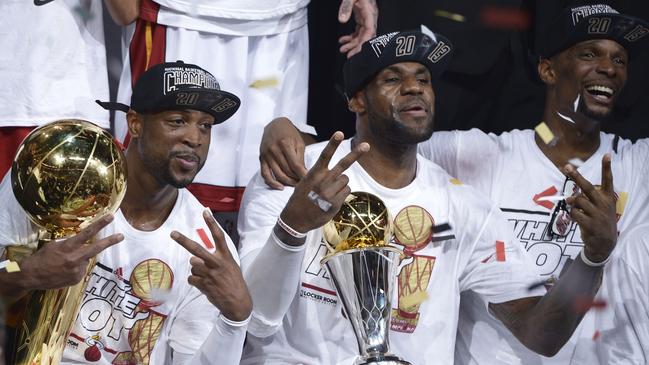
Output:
top-left (153, 0), bottom-right (309, 36)
top-left (419, 129), bottom-right (649, 365)
top-left (238, 139), bottom-right (543, 364)
top-left (0, 176), bottom-right (245, 364)
top-left (593, 222), bottom-right (649, 364)
top-left (0, 0), bottom-right (109, 128)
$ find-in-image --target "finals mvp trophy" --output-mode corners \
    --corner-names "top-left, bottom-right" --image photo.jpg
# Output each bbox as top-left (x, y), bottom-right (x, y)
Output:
top-left (321, 192), bottom-right (410, 365)
top-left (6, 120), bottom-right (127, 365)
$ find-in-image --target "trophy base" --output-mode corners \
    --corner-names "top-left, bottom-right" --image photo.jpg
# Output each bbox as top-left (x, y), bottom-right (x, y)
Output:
top-left (355, 354), bottom-right (411, 365)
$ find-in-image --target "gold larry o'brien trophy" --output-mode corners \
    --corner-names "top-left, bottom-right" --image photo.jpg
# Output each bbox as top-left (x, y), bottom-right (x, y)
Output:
top-left (7, 119), bottom-right (127, 365)
top-left (321, 192), bottom-right (410, 365)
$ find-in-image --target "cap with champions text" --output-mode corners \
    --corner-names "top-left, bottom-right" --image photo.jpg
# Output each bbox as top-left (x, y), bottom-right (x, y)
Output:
top-left (538, 3), bottom-right (649, 59)
top-left (97, 61), bottom-right (240, 124)
top-left (343, 28), bottom-right (454, 98)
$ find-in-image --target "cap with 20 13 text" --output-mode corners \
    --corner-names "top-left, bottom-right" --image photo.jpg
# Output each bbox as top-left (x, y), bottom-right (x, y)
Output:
top-left (97, 61), bottom-right (240, 124)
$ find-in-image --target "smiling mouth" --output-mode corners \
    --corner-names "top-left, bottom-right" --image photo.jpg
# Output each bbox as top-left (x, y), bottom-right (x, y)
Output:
top-left (585, 85), bottom-right (615, 102)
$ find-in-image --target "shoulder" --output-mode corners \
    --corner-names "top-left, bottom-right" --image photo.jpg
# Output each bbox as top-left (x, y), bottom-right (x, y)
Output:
top-left (617, 223), bottom-right (649, 270)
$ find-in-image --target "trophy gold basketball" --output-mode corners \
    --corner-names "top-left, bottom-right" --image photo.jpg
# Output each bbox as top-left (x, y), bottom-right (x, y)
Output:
top-left (7, 119), bottom-right (127, 365)
top-left (321, 192), bottom-right (410, 365)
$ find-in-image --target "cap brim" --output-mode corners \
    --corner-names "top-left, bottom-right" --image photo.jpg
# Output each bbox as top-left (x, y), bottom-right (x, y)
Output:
top-left (138, 89), bottom-right (241, 124)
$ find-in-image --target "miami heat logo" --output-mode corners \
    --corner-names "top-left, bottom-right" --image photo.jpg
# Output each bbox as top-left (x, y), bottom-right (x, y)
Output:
top-left (390, 206), bottom-right (436, 333)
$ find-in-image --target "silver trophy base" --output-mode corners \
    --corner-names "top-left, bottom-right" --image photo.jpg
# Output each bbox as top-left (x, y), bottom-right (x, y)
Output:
top-left (355, 354), bottom-right (412, 365)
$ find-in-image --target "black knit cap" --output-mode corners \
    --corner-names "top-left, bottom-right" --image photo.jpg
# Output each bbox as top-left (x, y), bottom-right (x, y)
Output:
top-left (97, 61), bottom-right (240, 124)
top-left (343, 29), bottom-right (454, 98)
top-left (538, 4), bottom-right (649, 59)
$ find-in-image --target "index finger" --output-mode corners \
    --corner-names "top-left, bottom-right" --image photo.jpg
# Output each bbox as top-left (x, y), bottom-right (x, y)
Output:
top-left (312, 131), bottom-right (345, 171)
top-left (563, 164), bottom-right (597, 201)
top-left (330, 141), bottom-right (370, 176)
top-left (68, 214), bottom-right (115, 245)
top-left (79, 233), bottom-right (124, 260)
top-left (202, 209), bottom-right (234, 259)
top-left (600, 154), bottom-right (613, 193)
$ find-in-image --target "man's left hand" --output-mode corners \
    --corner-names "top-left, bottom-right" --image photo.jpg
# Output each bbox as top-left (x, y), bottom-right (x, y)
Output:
top-left (171, 210), bottom-right (252, 322)
top-left (564, 154), bottom-right (618, 263)
top-left (338, 0), bottom-right (378, 58)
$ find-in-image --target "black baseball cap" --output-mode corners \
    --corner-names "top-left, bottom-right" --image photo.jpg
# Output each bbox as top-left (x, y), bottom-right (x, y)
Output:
top-left (343, 29), bottom-right (453, 98)
top-left (538, 4), bottom-right (649, 59)
top-left (97, 61), bottom-right (240, 124)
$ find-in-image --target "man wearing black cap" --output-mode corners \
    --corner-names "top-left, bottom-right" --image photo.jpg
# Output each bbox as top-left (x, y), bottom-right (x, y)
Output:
top-left (236, 29), bottom-right (611, 364)
top-left (0, 61), bottom-right (251, 364)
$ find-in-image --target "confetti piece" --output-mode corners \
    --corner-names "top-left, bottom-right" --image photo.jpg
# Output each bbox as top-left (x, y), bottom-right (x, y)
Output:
top-left (449, 178), bottom-right (463, 185)
top-left (480, 7), bottom-right (531, 30)
top-left (6, 261), bottom-right (20, 273)
top-left (616, 192), bottom-right (628, 216)
top-left (495, 241), bottom-right (506, 262)
top-left (400, 291), bottom-right (429, 308)
top-left (433, 223), bottom-right (452, 234)
top-left (573, 94), bottom-right (581, 112)
top-left (573, 297), bottom-right (607, 313)
top-left (568, 158), bottom-right (584, 167)
top-left (527, 279), bottom-right (549, 291)
top-left (249, 77), bottom-right (279, 89)
top-left (150, 288), bottom-right (173, 304)
top-left (535, 122), bottom-right (555, 145)
top-left (592, 330), bottom-right (601, 341)
top-left (434, 10), bottom-right (466, 22)
top-left (556, 111), bottom-right (576, 124)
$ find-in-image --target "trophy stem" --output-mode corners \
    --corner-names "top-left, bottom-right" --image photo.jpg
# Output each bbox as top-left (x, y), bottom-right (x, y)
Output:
top-left (10, 240), bottom-right (97, 365)
top-left (322, 247), bottom-right (410, 365)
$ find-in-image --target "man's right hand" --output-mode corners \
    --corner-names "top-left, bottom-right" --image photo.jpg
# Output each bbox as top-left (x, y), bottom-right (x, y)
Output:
top-left (260, 117), bottom-right (309, 190)
top-left (13, 214), bottom-right (123, 292)
top-left (279, 132), bottom-right (369, 234)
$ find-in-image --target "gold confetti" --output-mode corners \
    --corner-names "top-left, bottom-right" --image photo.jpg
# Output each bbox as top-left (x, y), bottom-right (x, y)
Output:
top-left (434, 10), bottom-right (466, 22)
top-left (450, 178), bottom-right (463, 185)
top-left (249, 77), bottom-right (279, 89)
top-left (535, 122), bottom-right (555, 145)
top-left (616, 192), bottom-right (628, 216)
top-left (400, 291), bottom-right (429, 308)
top-left (6, 261), bottom-right (20, 273)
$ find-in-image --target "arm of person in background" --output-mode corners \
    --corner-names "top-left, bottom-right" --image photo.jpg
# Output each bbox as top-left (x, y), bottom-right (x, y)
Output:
top-left (169, 210), bottom-right (252, 365)
top-left (488, 155), bottom-right (618, 356)
top-left (338, 0), bottom-right (378, 58)
top-left (104, 0), bottom-right (141, 26)
top-left (0, 215), bottom-right (124, 302)
top-left (259, 117), bottom-right (317, 190)
top-left (242, 132), bottom-right (368, 337)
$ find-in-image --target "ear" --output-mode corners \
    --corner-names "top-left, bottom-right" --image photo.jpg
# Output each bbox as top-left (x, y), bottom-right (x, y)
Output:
top-left (348, 90), bottom-right (367, 114)
top-left (126, 110), bottom-right (144, 139)
top-left (537, 58), bottom-right (556, 85)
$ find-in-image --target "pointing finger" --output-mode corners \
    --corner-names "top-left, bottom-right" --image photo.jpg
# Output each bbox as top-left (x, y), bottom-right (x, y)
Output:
top-left (563, 164), bottom-right (597, 201)
top-left (171, 230), bottom-right (215, 264)
top-left (202, 209), bottom-right (232, 258)
top-left (330, 141), bottom-right (369, 176)
top-left (601, 154), bottom-right (614, 193)
top-left (70, 214), bottom-right (115, 246)
top-left (80, 233), bottom-right (124, 260)
top-left (312, 132), bottom-right (345, 171)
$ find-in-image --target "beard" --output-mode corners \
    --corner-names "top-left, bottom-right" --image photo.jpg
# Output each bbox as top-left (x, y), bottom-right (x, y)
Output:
top-left (139, 142), bottom-right (204, 189)
top-left (367, 107), bottom-right (435, 146)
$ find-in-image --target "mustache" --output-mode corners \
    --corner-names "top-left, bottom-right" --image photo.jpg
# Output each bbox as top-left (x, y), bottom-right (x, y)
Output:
top-left (170, 150), bottom-right (201, 163)
top-left (397, 97), bottom-right (430, 112)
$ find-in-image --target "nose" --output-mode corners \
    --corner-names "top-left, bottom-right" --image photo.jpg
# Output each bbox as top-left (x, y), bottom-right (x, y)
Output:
top-left (400, 75), bottom-right (424, 95)
top-left (182, 124), bottom-right (203, 148)
top-left (596, 57), bottom-right (617, 77)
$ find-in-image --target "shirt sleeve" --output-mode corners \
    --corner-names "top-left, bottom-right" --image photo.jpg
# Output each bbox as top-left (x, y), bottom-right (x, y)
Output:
top-left (237, 172), bottom-right (306, 337)
top-left (595, 224), bottom-right (649, 364)
top-left (418, 130), bottom-right (460, 176)
top-left (458, 203), bottom-right (544, 307)
top-left (614, 139), bottom-right (649, 230)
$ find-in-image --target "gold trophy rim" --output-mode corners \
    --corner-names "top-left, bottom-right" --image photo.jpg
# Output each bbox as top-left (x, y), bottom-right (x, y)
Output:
top-left (320, 245), bottom-right (401, 266)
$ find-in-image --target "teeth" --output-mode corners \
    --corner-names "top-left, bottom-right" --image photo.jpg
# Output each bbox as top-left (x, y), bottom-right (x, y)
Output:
top-left (586, 85), bottom-right (614, 97)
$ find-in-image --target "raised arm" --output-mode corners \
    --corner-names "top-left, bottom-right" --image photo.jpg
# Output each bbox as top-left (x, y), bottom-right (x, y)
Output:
top-left (490, 155), bottom-right (617, 356)
top-left (243, 132), bottom-right (368, 337)
top-left (104, 0), bottom-right (140, 26)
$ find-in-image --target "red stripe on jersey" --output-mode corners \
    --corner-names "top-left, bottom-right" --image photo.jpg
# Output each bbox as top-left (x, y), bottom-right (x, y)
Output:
top-left (301, 282), bottom-right (337, 296)
top-left (187, 183), bottom-right (245, 212)
top-left (495, 241), bottom-right (506, 262)
top-left (197, 228), bottom-right (214, 249)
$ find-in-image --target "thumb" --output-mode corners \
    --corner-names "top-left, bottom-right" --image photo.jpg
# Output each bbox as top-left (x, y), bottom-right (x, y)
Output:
top-left (338, 0), bottom-right (354, 23)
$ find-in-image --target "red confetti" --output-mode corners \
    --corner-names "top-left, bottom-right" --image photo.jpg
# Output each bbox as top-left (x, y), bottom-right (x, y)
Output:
top-left (495, 241), bottom-right (506, 262)
top-left (196, 228), bottom-right (214, 249)
top-left (593, 330), bottom-right (601, 341)
top-left (573, 297), bottom-right (607, 313)
top-left (480, 7), bottom-right (531, 30)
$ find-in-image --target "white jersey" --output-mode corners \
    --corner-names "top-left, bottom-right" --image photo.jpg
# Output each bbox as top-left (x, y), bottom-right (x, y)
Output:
top-left (0, 177), bottom-right (246, 364)
top-left (154, 0), bottom-right (309, 36)
top-left (238, 139), bottom-right (543, 364)
top-left (0, 0), bottom-right (109, 128)
top-left (593, 223), bottom-right (649, 364)
top-left (419, 129), bottom-right (649, 365)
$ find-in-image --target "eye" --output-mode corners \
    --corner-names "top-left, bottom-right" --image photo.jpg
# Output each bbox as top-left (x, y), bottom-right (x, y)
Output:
top-left (417, 77), bottom-right (431, 84)
top-left (613, 57), bottom-right (627, 66)
top-left (200, 121), bottom-right (214, 130)
top-left (384, 76), bottom-right (400, 83)
top-left (168, 117), bottom-right (185, 126)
